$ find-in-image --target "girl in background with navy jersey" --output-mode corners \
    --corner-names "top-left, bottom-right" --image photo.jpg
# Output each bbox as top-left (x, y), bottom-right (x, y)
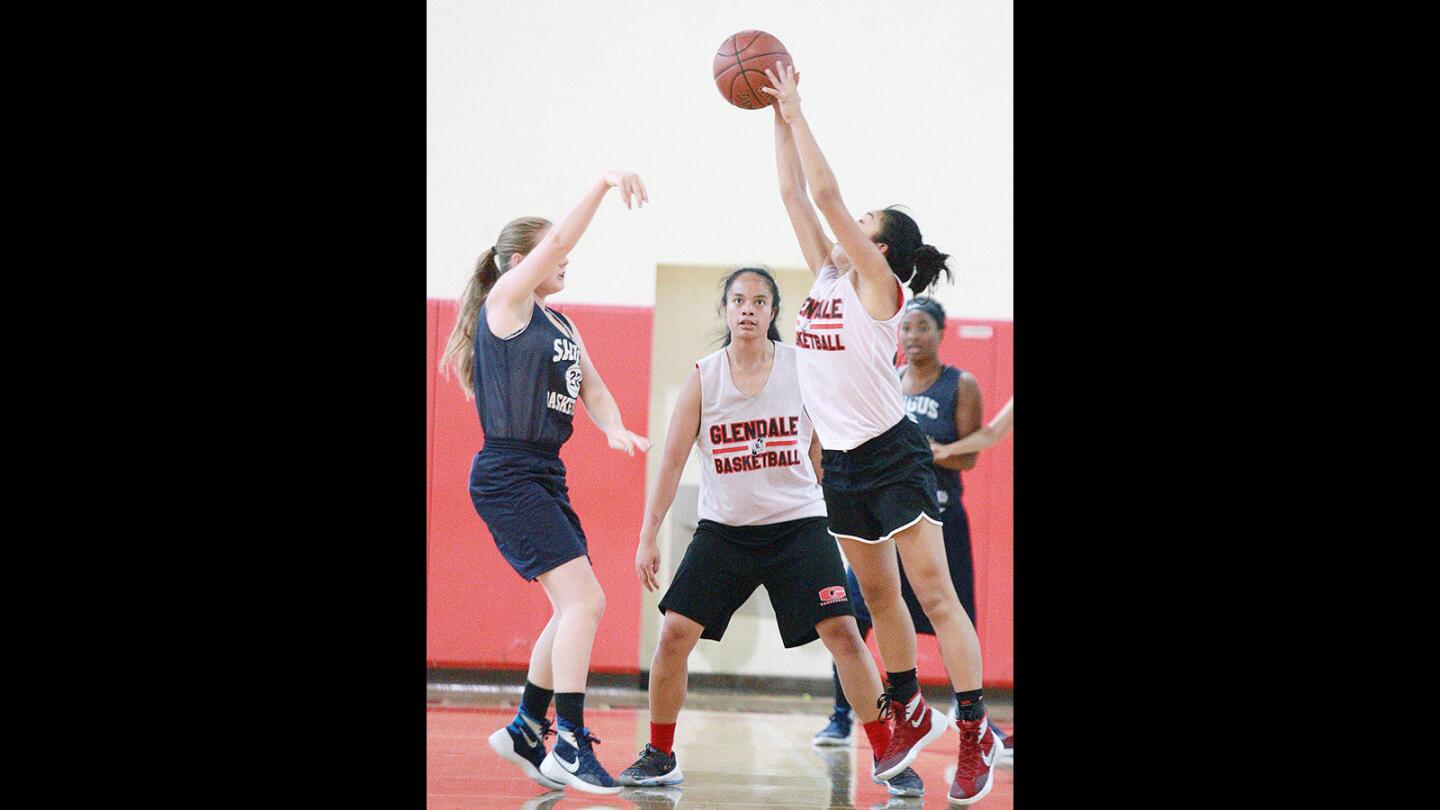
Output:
top-left (763, 65), bottom-right (1002, 805)
top-left (440, 170), bottom-right (651, 795)
top-left (815, 296), bottom-right (1010, 760)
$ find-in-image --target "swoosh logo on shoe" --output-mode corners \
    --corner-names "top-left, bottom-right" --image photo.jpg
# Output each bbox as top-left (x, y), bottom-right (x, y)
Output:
top-left (982, 742), bottom-right (998, 767)
top-left (519, 725), bottom-right (538, 747)
top-left (555, 751), bottom-right (580, 773)
top-left (906, 694), bottom-right (925, 727)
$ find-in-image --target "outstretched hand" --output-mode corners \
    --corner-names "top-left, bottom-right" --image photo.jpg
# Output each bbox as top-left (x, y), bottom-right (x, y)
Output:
top-left (760, 62), bottom-right (802, 123)
top-left (607, 428), bottom-right (651, 456)
top-left (602, 170), bottom-right (649, 209)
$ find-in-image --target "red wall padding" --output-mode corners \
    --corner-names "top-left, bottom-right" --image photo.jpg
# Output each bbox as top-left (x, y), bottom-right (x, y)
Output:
top-left (427, 300), bottom-right (651, 673)
top-left (427, 301), bottom-right (1013, 687)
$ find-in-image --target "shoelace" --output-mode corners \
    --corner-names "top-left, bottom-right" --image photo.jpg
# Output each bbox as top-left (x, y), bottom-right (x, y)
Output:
top-left (878, 687), bottom-right (924, 726)
top-left (573, 727), bottom-right (603, 751)
top-left (538, 717), bottom-right (557, 742)
top-left (876, 688), bottom-right (895, 722)
top-left (953, 720), bottom-right (988, 782)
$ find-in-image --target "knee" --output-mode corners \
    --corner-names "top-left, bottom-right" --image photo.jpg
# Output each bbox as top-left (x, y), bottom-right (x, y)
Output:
top-left (912, 579), bottom-right (959, 621)
top-left (568, 587), bottom-right (605, 623)
top-left (817, 617), bottom-right (867, 656)
top-left (659, 616), bottom-right (696, 657)
top-left (859, 581), bottom-right (903, 613)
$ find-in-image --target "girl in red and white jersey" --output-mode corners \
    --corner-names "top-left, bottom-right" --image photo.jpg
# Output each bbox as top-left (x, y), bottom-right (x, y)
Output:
top-left (762, 64), bottom-right (1002, 805)
top-left (621, 267), bottom-right (923, 798)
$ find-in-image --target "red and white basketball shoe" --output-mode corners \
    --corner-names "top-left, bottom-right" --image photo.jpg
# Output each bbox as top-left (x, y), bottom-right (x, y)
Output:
top-left (873, 690), bottom-right (948, 782)
top-left (947, 712), bottom-right (1003, 805)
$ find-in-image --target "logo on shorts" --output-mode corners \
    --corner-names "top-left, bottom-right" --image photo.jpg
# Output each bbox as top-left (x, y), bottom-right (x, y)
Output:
top-left (565, 363), bottom-right (582, 397)
top-left (818, 586), bottom-right (848, 605)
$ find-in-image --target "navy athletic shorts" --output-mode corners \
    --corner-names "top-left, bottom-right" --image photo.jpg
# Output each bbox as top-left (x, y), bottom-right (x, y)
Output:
top-left (469, 438), bottom-right (590, 581)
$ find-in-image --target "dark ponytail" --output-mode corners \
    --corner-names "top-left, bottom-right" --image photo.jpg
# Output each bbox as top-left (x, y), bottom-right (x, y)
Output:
top-left (910, 244), bottom-right (953, 296)
top-left (877, 205), bottom-right (953, 296)
top-left (440, 216), bottom-right (551, 399)
top-left (716, 266), bottom-right (783, 346)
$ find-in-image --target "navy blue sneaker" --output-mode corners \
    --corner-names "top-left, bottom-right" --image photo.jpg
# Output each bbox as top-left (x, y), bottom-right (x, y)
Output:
top-left (539, 722), bottom-right (622, 794)
top-left (871, 757), bottom-right (925, 798)
top-left (488, 707), bottom-right (565, 790)
top-left (813, 707), bottom-right (854, 746)
top-left (619, 744), bottom-right (684, 786)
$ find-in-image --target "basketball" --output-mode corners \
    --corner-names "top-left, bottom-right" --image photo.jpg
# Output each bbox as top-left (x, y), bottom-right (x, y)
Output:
top-left (713, 30), bottom-right (794, 110)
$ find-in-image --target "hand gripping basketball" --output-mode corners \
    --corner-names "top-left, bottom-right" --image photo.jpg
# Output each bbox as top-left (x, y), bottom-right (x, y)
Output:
top-left (760, 63), bottom-right (802, 123)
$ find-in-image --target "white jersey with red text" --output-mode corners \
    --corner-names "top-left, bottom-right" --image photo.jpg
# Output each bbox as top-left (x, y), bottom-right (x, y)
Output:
top-left (794, 265), bottom-right (907, 451)
top-left (695, 341), bottom-right (827, 526)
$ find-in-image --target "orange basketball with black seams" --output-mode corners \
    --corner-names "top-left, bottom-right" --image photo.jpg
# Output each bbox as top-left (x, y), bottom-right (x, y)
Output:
top-left (713, 30), bottom-right (793, 110)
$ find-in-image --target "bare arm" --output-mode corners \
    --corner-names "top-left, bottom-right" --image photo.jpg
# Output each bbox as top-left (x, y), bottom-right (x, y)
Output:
top-left (486, 170), bottom-right (648, 336)
top-left (763, 64), bottom-right (898, 320)
top-left (935, 397), bottom-right (1013, 456)
top-left (931, 372), bottom-right (983, 470)
top-left (570, 319), bottom-right (651, 456)
top-left (773, 102), bottom-right (833, 275)
top-left (635, 369), bottom-right (702, 592)
top-left (807, 422), bottom-right (824, 483)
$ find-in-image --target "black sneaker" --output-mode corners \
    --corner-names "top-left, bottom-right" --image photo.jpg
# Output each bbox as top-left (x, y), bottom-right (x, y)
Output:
top-left (618, 743), bottom-right (684, 786)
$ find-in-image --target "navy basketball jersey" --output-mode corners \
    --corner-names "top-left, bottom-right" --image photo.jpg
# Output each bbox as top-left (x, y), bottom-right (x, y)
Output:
top-left (902, 365), bottom-right (964, 506)
top-left (473, 302), bottom-right (583, 447)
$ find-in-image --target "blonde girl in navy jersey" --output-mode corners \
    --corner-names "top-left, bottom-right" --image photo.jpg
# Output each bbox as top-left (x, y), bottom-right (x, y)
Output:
top-left (440, 170), bottom-right (650, 795)
top-left (762, 66), bottom-right (1002, 805)
top-left (620, 267), bottom-right (924, 798)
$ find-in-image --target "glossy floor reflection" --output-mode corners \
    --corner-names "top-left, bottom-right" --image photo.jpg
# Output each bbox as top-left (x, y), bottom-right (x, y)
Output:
top-left (429, 705), bottom-right (1013, 809)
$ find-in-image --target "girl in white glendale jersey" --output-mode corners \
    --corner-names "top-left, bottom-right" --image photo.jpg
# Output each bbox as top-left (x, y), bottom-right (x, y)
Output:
top-left (622, 267), bottom-right (925, 799)
top-left (761, 64), bottom-right (1002, 805)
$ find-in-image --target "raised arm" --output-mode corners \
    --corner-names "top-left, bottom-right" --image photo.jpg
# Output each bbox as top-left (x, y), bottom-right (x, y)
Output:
top-left (569, 319), bottom-right (651, 456)
top-left (762, 64), bottom-right (898, 320)
top-left (486, 170), bottom-right (648, 336)
top-left (635, 368), bottom-right (703, 592)
top-left (773, 100), bottom-right (833, 275)
top-left (935, 397), bottom-right (1013, 457)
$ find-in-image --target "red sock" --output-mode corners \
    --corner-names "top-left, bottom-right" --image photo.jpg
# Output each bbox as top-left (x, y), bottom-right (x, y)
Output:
top-left (650, 722), bottom-right (676, 755)
top-left (863, 719), bottom-right (891, 753)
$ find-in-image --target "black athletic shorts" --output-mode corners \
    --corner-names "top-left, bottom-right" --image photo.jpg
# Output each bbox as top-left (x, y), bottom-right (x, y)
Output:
top-left (820, 417), bottom-right (943, 543)
top-left (658, 516), bottom-right (855, 648)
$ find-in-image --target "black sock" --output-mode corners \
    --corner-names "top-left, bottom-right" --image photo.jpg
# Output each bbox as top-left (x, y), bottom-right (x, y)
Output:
top-left (521, 680), bottom-right (553, 721)
top-left (886, 668), bottom-right (920, 703)
top-left (954, 689), bottom-right (985, 721)
top-left (554, 692), bottom-right (586, 731)
top-left (832, 664), bottom-right (851, 712)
